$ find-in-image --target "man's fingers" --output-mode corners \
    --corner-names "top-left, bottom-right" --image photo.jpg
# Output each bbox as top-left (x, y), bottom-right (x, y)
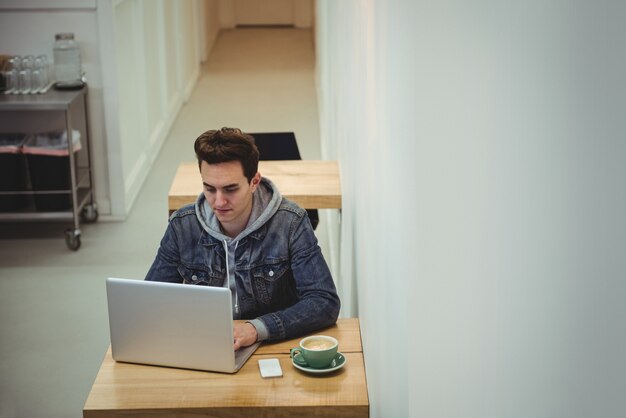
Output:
top-left (232, 322), bottom-right (258, 351)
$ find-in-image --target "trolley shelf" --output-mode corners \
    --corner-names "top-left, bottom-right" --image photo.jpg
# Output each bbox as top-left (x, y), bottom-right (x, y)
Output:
top-left (0, 188), bottom-right (92, 221)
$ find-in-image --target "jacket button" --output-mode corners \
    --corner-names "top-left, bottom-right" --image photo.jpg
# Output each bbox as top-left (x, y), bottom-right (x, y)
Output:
top-left (269, 270), bottom-right (274, 277)
top-left (192, 274), bottom-right (197, 280)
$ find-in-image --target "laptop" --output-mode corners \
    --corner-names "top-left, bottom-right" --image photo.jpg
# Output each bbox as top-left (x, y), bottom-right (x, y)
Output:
top-left (106, 277), bottom-right (260, 373)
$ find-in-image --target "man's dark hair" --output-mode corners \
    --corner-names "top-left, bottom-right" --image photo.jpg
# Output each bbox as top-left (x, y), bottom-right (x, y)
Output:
top-left (194, 127), bottom-right (259, 182)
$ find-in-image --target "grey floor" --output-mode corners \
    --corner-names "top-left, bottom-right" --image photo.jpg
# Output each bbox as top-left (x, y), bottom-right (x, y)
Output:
top-left (0, 28), bottom-right (325, 418)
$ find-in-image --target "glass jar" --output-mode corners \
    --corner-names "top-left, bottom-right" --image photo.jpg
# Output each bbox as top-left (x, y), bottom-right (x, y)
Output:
top-left (53, 33), bottom-right (83, 88)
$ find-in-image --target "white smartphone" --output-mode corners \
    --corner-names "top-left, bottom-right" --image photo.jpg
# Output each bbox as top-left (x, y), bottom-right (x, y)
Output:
top-left (258, 358), bottom-right (283, 378)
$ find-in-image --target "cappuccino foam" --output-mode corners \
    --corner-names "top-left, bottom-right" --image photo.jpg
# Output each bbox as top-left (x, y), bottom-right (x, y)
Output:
top-left (303, 338), bottom-right (335, 351)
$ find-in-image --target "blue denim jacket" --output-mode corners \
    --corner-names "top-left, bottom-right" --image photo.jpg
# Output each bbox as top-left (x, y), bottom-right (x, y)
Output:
top-left (145, 178), bottom-right (340, 342)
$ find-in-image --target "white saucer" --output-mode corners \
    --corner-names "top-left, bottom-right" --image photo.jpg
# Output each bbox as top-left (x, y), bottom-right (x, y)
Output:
top-left (291, 352), bottom-right (346, 374)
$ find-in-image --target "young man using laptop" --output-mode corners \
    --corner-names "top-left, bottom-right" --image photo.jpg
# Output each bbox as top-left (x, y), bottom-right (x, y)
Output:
top-left (146, 127), bottom-right (340, 350)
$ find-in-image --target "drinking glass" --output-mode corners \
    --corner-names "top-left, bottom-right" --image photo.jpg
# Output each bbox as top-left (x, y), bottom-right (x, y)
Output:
top-left (18, 68), bottom-right (32, 94)
top-left (35, 55), bottom-right (49, 87)
top-left (5, 68), bottom-right (18, 92)
top-left (21, 55), bottom-right (35, 70)
top-left (31, 69), bottom-right (43, 92)
top-left (8, 56), bottom-right (21, 71)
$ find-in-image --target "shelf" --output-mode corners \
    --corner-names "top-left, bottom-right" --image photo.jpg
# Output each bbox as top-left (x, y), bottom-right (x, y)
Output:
top-left (0, 168), bottom-right (92, 196)
top-left (0, 87), bottom-right (85, 111)
top-left (0, 188), bottom-right (91, 222)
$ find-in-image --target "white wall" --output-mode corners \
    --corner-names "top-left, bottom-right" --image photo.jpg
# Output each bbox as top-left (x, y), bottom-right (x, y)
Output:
top-left (98, 0), bottom-right (204, 216)
top-left (316, 1), bottom-right (626, 417)
top-left (316, 2), bottom-right (409, 416)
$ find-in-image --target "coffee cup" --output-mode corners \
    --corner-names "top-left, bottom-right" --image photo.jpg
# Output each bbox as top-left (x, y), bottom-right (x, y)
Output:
top-left (290, 335), bottom-right (338, 369)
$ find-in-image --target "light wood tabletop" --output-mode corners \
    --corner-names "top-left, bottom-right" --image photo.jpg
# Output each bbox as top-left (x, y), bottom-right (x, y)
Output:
top-left (83, 318), bottom-right (368, 418)
top-left (168, 160), bottom-right (342, 212)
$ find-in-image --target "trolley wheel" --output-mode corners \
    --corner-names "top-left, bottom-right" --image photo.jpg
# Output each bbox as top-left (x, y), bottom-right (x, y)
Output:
top-left (82, 203), bottom-right (99, 223)
top-left (65, 228), bottom-right (81, 251)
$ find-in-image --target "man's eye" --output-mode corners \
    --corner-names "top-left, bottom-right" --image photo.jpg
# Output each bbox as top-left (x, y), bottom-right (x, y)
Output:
top-left (225, 188), bottom-right (238, 193)
top-left (205, 187), bottom-right (215, 193)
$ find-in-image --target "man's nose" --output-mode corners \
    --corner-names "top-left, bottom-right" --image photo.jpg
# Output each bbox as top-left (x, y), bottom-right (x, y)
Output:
top-left (215, 191), bottom-right (227, 206)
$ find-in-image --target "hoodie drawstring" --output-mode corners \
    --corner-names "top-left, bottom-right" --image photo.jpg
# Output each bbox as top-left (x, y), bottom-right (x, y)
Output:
top-left (223, 239), bottom-right (239, 315)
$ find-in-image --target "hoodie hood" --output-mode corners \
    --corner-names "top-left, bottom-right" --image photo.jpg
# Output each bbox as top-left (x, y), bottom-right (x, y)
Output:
top-left (195, 177), bottom-right (282, 242)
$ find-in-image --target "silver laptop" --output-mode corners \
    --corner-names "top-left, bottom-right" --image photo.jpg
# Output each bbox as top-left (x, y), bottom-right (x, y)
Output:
top-left (106, 277), bottom-right (260, 373)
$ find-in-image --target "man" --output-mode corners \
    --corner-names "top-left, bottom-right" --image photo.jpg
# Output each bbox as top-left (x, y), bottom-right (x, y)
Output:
top-left (146, 127), bottom-right (340, 350)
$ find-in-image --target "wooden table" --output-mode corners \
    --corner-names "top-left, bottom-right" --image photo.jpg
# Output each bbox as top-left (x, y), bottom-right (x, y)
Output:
top-left (168, 160), bottom-right (342, 213)
top-left (83, 318), bottom-right (368, 418)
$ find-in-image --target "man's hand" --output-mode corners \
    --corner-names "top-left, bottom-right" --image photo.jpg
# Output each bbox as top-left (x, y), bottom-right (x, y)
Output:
top-left (233, 321), bottom-right (258, 351)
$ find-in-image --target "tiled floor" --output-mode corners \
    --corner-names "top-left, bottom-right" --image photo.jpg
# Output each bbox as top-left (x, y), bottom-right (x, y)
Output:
top-left (0, 28), bottom-right (325, 418)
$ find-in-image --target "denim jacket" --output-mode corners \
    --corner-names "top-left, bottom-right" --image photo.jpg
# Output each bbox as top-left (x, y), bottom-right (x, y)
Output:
top-left (145, 178), bottom-right (340, 342)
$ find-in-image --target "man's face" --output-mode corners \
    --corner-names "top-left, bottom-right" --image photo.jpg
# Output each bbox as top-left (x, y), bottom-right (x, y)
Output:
top-left (200, 160), bottom-right (260, 231)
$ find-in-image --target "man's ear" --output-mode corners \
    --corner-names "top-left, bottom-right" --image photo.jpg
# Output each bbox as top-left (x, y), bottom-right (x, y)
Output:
top-left (251, 172), bottom-right (261, 189)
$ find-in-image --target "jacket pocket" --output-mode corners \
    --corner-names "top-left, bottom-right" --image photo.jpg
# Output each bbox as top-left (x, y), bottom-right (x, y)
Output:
top-left (251, 260), bottom-right (293, 305)
top-left (178, 264), bottom-right (224, 287)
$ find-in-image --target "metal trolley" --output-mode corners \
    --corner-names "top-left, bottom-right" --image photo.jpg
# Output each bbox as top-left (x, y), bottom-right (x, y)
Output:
top-left (0, 86), bottom-right (97, 250)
